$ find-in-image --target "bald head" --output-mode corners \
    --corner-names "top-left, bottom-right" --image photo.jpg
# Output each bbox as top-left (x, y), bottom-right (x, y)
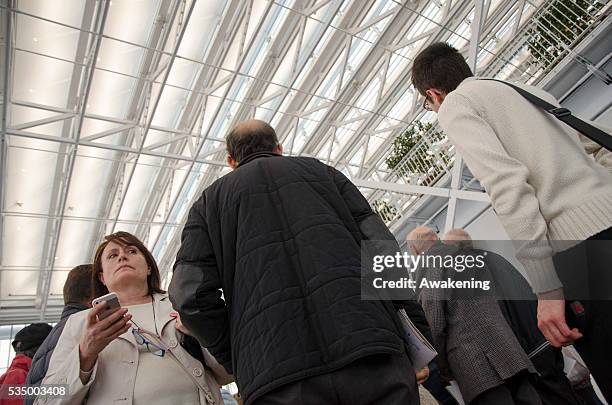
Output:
top-left (406, 226), bottom-right (439, 254)
top-left (226, 119), bottom-right (281, 167)
top-left (442, 228), bottom-right (473, 250)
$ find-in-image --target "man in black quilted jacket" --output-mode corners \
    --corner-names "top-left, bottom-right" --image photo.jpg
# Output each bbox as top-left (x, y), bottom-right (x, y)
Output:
top-left (170, 120), bottom-right (420, 405)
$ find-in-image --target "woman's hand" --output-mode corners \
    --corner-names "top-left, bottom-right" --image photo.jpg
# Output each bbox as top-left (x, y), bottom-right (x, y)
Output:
top-left (79, 303), bottom-right (132, 373)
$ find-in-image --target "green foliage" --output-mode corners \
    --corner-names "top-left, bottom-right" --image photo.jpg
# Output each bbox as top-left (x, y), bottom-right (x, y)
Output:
top-left (373, 199), bottom-right (400, 223)
top-left (386, 121), bottom-right (432, 172)
top-left (385, 120), bottom-right (450, 185)
top-left (527, 0), bottom-right (603, 68)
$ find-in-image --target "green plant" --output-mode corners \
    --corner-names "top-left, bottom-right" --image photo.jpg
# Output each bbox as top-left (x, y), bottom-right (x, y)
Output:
top-left (386, 121), bottom-right (430, 173)
top-left (385, 121), bottom-right (450, 185)
top-left (373, 199), bottom-right (400, 223)
top-left (527, 0), bottom-right (604, 68)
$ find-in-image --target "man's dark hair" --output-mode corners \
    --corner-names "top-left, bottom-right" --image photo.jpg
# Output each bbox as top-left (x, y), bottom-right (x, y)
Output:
top-left (12, 323), bottom-right (52, 358)
top-left (411, 42), bottom-right (473, 96)
top-left (63, 264), bottom-right (94, 305)
top-left (226, 120), bottom-right (279, 164)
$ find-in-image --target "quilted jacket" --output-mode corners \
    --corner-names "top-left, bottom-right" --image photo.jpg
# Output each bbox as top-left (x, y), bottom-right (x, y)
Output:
top-left (170, 152), bottom-right (410, 404)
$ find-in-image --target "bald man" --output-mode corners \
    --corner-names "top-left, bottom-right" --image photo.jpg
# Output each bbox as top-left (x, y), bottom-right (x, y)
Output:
top-left (171, 120), bottom-right (420, 404)
top-left (408, 227), bottom-right (540, 405)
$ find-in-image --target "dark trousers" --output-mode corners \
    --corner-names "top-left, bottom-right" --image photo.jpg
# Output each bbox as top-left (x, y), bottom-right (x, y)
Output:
top-left (470, 373), bottom-right (542, 405)
top-left (423, 360), bottom-right (459, 405)
top-left (553, 227), bottom-right (612, 402)
top-left (251, 353), bottom-right (418, 405)
top-left (573, 384), bottom-right (605, 405)
top-left (531, 348), bottom-right (585, 405)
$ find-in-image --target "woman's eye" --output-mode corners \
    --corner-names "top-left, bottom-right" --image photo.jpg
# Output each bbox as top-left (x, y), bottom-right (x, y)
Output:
top-left (108, 253), bottom-right (117, 259)
top-left (129, 249), bottom-right (137, 254)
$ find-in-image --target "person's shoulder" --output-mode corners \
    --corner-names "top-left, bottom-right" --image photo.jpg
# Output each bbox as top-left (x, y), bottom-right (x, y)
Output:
top-left (1, 368), bottom-right (28, 384)
top-left (454, 77), bottom-right (558, 105)
top-left (62, 307), bottom-right (91, 332)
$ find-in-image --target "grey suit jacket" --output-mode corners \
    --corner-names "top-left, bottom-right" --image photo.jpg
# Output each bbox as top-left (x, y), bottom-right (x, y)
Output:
top-left (418, 243), bottom-right (535, 404)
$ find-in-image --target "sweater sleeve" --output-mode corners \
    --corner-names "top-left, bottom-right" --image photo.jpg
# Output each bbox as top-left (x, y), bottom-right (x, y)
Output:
top-left (581, 120), bottom-right (612, 172)
top-left (438, 93), bottom-right (562, 294)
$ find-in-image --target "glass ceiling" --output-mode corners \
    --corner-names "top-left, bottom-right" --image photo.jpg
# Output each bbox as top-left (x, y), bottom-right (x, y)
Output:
top-left (1, 0), bottom-right (588, 323)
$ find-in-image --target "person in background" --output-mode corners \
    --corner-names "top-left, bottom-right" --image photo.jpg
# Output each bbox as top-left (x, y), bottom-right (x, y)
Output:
top-left (39, 231), bottom-right (231, 405)
top-left (411, 42), bottom-right (612, 401)
top-left (0, 323), bottom-right (52, 405)
top-left (170, 119), bottom-right (421, 405)
top-left (24, 264), bottom-right (93, 405)
top-left (410, 226), bottom-right (540, 405)
top-left (443, 229), bottom-right (583, 405)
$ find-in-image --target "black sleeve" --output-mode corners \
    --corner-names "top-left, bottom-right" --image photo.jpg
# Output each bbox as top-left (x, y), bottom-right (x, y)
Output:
top-left (328, 165), bottom-right (428, 340)
top-left (328, 165), bottom-right (375, 223)
top-left (168, 194), bottom-right (232, 373)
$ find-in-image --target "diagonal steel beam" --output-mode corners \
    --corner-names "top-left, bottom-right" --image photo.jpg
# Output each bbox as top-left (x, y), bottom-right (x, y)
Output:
top-left (12, 112), bottom-right (74, 131)
top-left (107, 0), bottom-right (197, 234)
top-left (133, 0), bottom-right (247, 240)
top-left (151, 0), bottom-right (283, 273)
top-left (38, 0), bottom-right (110, 317)
top-left (35, 0), bottom-right (98, 316)
top-left (88, 0), bottom-right (180, 251)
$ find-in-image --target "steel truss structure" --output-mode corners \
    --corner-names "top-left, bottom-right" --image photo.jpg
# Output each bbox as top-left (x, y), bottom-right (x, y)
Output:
top-left (0, 0), bottom-right (608, 323)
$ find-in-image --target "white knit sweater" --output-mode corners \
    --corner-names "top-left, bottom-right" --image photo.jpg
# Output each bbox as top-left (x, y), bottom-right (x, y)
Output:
top-left (437, 77), bottom-right (612, 293)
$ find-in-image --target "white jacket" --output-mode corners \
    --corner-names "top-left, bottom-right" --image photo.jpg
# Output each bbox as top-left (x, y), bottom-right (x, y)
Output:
top-left (37, 294), bottom-right (229, 405)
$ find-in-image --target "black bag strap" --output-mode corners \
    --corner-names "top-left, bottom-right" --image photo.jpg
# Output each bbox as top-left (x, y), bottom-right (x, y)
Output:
top-left (480, 78), bottom-right (612, 151)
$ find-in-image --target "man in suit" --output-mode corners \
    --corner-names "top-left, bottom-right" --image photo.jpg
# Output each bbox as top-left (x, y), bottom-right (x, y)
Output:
top-left (443, 229), bottom-right (584, 405)
top-left (409, 226), bottom-right (540, 405)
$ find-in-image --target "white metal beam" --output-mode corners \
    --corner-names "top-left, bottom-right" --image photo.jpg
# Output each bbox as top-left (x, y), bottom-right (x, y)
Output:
top-left (6, 128), bottom-right (227, 165)
top-left (444, 0), bottom-right (485, 233)
top-left (353, 179), bottom-right (489, 202)
top-left (38, 0), bottom-right (111, 317)
top-left (0, 0), bottom-right (14, 274)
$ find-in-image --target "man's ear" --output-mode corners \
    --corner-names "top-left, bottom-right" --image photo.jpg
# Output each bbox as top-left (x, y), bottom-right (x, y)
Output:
top-left (426, 89), bottom-right (445, 105)
top-left (274, 144), bottom-right (283, 154)
top-left (226, 154), bottom-right (238, 169)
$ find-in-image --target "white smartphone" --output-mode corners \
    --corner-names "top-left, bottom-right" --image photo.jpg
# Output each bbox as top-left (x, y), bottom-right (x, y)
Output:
top-left (91, 292), bottom-right (121, 320)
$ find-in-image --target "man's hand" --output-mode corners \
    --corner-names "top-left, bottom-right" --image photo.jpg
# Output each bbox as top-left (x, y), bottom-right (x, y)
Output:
top-left (537, 288), bottom-right (582, 347)
top-left (171, 312), bottom-right (193, 336)
top-left (416, 366), bottom-right (429, 385)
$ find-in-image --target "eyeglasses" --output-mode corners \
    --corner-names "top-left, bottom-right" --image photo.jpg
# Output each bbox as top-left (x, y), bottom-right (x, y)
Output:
top-left (132, 328), bottom-right (166, 357)
top-left (422, 96), bottom-right (432, 111)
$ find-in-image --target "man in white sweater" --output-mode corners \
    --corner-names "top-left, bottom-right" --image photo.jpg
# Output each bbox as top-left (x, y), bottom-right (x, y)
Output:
top-left (411, 42), bottom-right (612, 402)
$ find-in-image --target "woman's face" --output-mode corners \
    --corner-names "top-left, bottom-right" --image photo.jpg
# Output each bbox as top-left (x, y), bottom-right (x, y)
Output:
top-left (99, 240), bottom-right (149, 291)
